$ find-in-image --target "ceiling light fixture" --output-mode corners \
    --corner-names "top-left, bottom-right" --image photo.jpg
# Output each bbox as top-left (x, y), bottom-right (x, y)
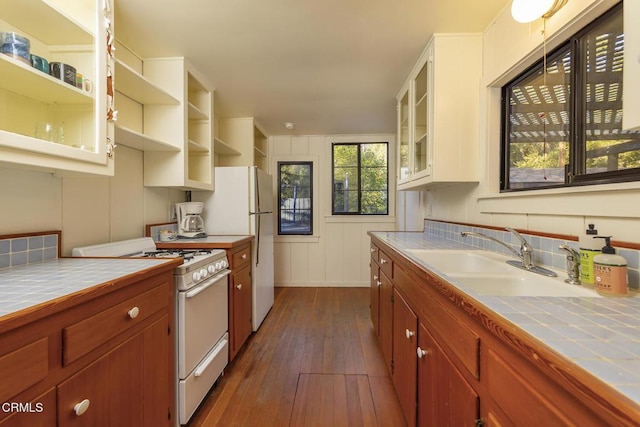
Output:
top-left (283, 122), bottom-right (294, 130)
top-left (511, 0), bottom-right (568, 23)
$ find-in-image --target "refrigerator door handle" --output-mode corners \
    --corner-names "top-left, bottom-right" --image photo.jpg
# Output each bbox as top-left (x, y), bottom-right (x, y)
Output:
top-left (255, 213), bottom-right (261, 266)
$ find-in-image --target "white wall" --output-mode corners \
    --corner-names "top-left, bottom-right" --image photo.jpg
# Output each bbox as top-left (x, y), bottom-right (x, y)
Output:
top-left (421, 0), bottom-right (640, 243)
top-left (0, 146), bottom-right (185, 255)
top-left (270, 134), bottom-right (396, 287)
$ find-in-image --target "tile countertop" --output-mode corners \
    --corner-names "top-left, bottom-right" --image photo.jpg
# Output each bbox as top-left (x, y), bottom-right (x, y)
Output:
top-left (0, 257), bottom-right (178, 323)
top-left (370, 231), bottom-right (640, 406)
top-left (155, 235), bottom-right (253, 249)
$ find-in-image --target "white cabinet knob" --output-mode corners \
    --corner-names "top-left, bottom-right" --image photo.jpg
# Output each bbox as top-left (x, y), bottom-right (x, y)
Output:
top-left (405, 329), bottom-right (415, 339)
top-left (236, 284), bottom-right (242, 290)
top-left (417, 347), bottom-right (427, 359)
top-left (242, 254), bottom-right (247, 260)
top-left (74, 399), bottom-right (90, 416)
top-left (380, 258), bottom-right (387, 264)
top-left (373, 275), bottom-right (378, 281)
top-left (128, 307), bottom-right (140, 319)
top-left (376, 280), bottom-right (382, 287)
top-left (370, 248), bottom-right (376, 253)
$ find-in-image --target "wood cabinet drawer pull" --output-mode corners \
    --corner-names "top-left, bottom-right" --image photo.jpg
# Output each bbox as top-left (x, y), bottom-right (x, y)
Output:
top-left (417, 347), bottom-right (427, 359)
top-left (236, 284), bottom-right (243, 290)
top-left (405, 329), bottom-right (415, 339)
top-left (127, 306), bottom-right (140, 319)
top-left (74, 399), bottom-right (90, 416)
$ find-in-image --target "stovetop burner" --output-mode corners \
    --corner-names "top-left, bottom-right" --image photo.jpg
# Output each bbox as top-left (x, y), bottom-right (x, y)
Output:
top-left (143, 249), bottom-right (214, 261)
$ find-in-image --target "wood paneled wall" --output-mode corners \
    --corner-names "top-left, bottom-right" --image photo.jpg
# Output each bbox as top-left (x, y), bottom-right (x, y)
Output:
top-left (270, 134), bottom-right (397, 287)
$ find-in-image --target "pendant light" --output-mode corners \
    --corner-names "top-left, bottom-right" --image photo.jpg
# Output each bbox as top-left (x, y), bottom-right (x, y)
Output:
top-left (511, 0), bottom-right (568, 23)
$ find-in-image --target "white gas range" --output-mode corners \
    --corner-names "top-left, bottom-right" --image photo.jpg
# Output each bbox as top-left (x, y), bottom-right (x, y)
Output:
top-left (72, 237), bottom-right (230, 425)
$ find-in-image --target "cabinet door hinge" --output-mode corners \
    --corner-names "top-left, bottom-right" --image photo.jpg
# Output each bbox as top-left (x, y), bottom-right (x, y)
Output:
top-left (168, 407), bottom-right (172, 420)
top-left (390, 358), bottom-right (394, 373)
top-left (168, 325), bottom-right (171, 336)
top-left (475, 418), bottom-right (485, 427)
top-left (391, 293), bottom-right (395, 303)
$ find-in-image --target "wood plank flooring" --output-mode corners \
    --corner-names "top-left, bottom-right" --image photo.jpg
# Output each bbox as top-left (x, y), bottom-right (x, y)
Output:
top-left (188, 287), bottom-right (406, 427)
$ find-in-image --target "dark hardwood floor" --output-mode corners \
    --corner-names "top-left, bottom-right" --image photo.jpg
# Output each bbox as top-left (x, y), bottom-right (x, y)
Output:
top-left (188, 287), bottom-right (406, 427)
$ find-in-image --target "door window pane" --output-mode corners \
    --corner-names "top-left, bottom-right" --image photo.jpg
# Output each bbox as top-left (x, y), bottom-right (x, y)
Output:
top-left (278, 162), bottom-right (312, 235)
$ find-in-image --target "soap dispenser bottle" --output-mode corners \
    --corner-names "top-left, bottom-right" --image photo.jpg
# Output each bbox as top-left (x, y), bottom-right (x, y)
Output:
top-left (593, 236), bottom-right (628, 297)
top-left (579, 223), bottom-right (601, 287)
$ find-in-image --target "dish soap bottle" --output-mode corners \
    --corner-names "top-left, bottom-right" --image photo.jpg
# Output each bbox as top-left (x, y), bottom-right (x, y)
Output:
top-left (579, 224), bottom-right (601, 287)
top-left (593, 236), bottom-right (628, 297)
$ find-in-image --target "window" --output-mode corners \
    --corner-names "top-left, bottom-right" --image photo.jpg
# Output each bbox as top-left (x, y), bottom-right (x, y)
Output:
top-left (501, 3), bottom-right (640, 191)
top-left (332, 142), bottom-right (388, 215)
top-left (278, 162), bottom-right (313, 235)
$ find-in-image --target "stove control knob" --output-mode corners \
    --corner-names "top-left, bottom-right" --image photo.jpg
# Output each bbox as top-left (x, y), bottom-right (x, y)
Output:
top-left (192, 271), bottom-right (201, 282)
top-left (221, 259), bottom-right (229, 269)
top-left (200, 268), bottom-right (208, 278)
top-left (216, 261), bottom-right (224, 270)
top-left (208, 265), bottom-right (216, 274)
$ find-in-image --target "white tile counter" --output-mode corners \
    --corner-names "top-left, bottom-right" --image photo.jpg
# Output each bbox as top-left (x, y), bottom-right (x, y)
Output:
top-left (0, 258), bottom-right (176, 319)
top-left (370, 231), bottom-right (640, 406)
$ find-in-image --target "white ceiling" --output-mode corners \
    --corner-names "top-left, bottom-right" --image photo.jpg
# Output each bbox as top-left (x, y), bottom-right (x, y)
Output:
top-left (115, 0), bottom-right (509, 136)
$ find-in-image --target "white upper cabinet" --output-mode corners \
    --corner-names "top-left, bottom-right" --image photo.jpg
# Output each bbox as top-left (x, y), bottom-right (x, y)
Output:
top-left (0, 0), bottom-right (114, 175)
top-left (623, 0), bottom-right (640, 130)
top-left (397, 33), bottom-right (482, 190)
top-left (218, 117), bottom-right (269, 172)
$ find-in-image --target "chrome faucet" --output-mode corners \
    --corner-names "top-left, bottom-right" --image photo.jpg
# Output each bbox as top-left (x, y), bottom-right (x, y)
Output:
top-left (461, 228), bottom-right (557, 277)
top-left (558, 245), bottom-right (581, 285)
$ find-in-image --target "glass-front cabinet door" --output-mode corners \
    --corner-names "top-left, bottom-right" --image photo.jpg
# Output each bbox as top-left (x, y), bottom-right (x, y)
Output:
top-left (0, 0), bottom-right (113, 175)
top-left (397, 87), bottom-right (410, 183)
top-left (412, 60), bottom-right (430, 178)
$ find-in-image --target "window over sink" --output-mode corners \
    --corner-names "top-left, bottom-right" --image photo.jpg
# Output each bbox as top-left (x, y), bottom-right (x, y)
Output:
top-left (501, 3), bottom-right (640, 191)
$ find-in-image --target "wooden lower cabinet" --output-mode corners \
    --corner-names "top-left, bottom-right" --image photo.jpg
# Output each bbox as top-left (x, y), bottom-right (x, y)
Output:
top-left (418, 323), bottom-right (479, 427)
top-left (378, 271), bottom-right (394, 375)
top-left (370, 259), bottom-right (380, 338)
top-left (228, 242), bottom-right (253, 361)
top-left (0, 268), bottom-right (175, 427)
top-left (369, 235), bottom-right (636, 426)
top-left (393, 289), bottom-right (418, 426)
top-left (230, 264), bottom-right (252, 360)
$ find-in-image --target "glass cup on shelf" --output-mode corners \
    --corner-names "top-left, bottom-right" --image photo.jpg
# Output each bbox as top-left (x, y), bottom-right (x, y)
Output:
top-left (34, 122), bottom-right (64, 144)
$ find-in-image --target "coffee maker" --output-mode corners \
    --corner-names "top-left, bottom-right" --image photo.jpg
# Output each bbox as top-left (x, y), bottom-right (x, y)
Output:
top-left (176, 202), bottom-right (207, 239)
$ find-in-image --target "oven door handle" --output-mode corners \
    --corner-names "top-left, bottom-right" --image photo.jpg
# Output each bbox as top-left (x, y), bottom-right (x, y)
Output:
top-left (185, 270), bottom-right (231, 299)
top-left (195, 335), bottom-right (229, 377)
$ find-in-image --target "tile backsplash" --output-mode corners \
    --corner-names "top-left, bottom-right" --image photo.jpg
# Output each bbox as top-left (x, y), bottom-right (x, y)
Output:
top-left (0, 233), bottom-right (59, 269)
top-left (424, 220), bottom-right (640, 289)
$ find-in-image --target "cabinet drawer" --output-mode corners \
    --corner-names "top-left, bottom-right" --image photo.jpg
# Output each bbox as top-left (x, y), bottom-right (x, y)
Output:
top-left (378, 249), bottom-right (393, 279)
top-left (63, 284), bottom-right (167, 365)
top-left (0, 337), bottom-right (49, 403)
top-left (370, 243), bottom-right (379, 263)
top-left (230, 244), bottom-right (251, 270)
top-left (425, 295), bottom-right (479, 379)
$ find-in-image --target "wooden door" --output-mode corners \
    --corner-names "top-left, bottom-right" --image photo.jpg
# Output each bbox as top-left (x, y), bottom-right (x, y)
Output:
top-left (378, 271), bottom-right (394, 375)
top-left (418, 323), bottom-right (479, 427)
top-left (231, 265), bottom-right (252, 359)
top-left (393, 289), bottom-right (418, 426)
top-left (370, 261), bottom-right (380, 337)
top-left (58, 355), bottom-right (110, 426)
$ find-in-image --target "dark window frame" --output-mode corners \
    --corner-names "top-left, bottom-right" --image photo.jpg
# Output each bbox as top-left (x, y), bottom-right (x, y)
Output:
top-left (277, 161), bottom-right (313, 236)
top-left (331, 142), bottom-right (389, 215)
top-left (500, 3), bottom-right (639, 192)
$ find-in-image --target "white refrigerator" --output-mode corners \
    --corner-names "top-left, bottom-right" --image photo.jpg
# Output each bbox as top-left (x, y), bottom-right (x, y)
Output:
top-left (193, 166), bottom-right (274, 331)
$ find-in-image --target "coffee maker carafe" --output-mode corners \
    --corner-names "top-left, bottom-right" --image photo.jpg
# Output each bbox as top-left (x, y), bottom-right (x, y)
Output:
top-left (176, 202), bottom-right (207, 239)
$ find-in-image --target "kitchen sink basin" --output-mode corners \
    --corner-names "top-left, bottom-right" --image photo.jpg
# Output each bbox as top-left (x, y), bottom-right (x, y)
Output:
top-left (404, 249), bottom-right (514, 274)
top-left (446, 273), bottom-right (598, 297)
